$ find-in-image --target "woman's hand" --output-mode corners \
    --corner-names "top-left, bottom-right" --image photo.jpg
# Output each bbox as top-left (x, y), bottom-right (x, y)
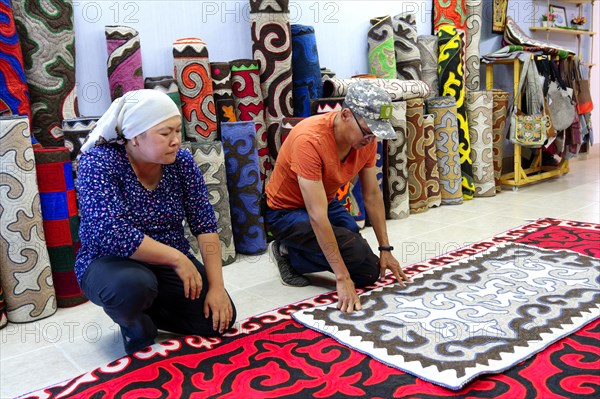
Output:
top-left (173, 254), bottom-right (203, 299)
top-left (204, 287), bottom-right (233, 333)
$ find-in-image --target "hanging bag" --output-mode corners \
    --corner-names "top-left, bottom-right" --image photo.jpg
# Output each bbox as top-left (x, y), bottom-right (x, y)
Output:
top-left (546, 60), bottom-right (577, 131)
top-left (509, 56), bottom-right (547, 147)
top-left (572, 59), bottom-right (594, 114)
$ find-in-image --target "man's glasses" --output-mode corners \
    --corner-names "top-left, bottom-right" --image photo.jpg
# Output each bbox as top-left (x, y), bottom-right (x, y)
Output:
top-left (352, 111), bottom-right (375, 140)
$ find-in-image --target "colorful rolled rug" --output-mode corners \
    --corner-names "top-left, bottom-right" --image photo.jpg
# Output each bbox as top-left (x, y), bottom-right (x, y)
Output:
top-left (188, 142), bottom-right (236, 266)
top-left (309, 97), bottom-right (344, 115)
top-left (438, 26), bottom-right (474, 200)
top-left (144, 76), bottom-right (186, 140)
top-left (391, 13), bottom-right (421, 80)
top-left (291, 25), bottom-right (323, 117)
top-left (322, 77), bottom-right (430, 101)
top-left (173, 38), bottom-right (218, 142)
top-left (0, 284), bottom-right (7, 329)
top-left (11, 0), bottom-right (77, 147)
top-left (368, 15), bottom-right (396, 79)
top-left (426, 96), bottom-right (463, 205)
top-left (423, 113), bottom-right (442, 207)
top-left (320, 67), bottom-right (336, 79)
top-left (230, 59), bottom-right (270, 183)
top-left (492, 0), bottom-right (509, 33)
top-left (416, 35), bottom-right (438, 99)
top-left (105, 25), bottom-right (144, 101)
top-left (466, 91), bottom-right (495, 197)
top-left (0, 0), bottom-right (31, 122)
top-left (62, 117), bottom-right (99, 173)
top-left (387, 101), bottom-right (409, 220)
top-left (21, 218), bottom-right (600, 399)
top-left (406, 98), bottom-right (428, 213)
top-left (249, 0), bottom-right (293, 180)
top-left (210, 62), bottom-right (237, 137)
top-left (465, 0), bottom-right (483, 91)
top-left (433, 0), bottom-right (467, 32)
top-left (270, 117), bottom-right (303, 160)
top-left (492, 89), bottom-right (510, 192)
top-left (0, 115), bottom-right (56, 323)
top-left (33, 147), bottom-right (86, 308)
top-left (221, 121), bottom-right (267, 255)
top-left (374, 140), bottom-right (387, 214)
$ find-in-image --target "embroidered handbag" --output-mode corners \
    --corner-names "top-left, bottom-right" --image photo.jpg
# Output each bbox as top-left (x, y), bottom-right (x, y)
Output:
top-left (509, 55), bottom-right (547, 147)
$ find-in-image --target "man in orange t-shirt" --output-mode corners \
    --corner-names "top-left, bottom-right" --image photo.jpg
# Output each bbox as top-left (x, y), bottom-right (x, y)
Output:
top-left (265, 81), bottom-right (410, 313)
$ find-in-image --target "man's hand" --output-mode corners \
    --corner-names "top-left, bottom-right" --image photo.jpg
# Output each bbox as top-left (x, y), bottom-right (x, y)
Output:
top-left (173, 254), bottom-right (203, 299)
top-left (336, 275), bottom-right (362, 313)
top-left (379, 251), bottom-right (411, 287)
top-left (204, 287), bottom-right (233, 333)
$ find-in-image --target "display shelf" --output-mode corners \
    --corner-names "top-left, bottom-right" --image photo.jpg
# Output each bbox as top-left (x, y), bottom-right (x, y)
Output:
top-left (485, 58), bottom-right (569, 190)
top-left (529, 26), bottom-right (596, 35)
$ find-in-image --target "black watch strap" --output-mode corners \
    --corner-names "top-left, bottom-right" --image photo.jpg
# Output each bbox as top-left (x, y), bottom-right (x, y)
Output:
top-left (378, 245), bottom-right (394, 252)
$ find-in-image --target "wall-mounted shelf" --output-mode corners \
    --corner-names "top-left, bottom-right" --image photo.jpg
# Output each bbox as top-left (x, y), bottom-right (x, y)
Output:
top-left (529, 27), bottom-right (596, 35)
top-left (530, 0), bottom-right (595, 72)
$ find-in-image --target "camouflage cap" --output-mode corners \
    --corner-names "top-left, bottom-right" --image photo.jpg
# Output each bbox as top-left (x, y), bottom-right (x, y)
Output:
top-left (343, 81), bottom-right (396, 140)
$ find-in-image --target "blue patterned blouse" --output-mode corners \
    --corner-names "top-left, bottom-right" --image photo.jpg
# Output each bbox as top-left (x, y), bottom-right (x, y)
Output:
top-left (74, 144), bottom-right (217, 282)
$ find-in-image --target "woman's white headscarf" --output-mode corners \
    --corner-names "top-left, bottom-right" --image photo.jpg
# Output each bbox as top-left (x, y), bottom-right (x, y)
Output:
top-left (80, 89), bottom-right (181, 154)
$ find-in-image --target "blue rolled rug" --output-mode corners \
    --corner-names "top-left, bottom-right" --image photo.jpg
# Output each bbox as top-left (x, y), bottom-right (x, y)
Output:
top-left (291, 25), bottom-right (322, 117)
top-left (221, 121), bottom-right (267, 255)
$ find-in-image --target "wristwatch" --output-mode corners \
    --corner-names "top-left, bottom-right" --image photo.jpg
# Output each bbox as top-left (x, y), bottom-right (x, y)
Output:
top-left (378, 245), bottom-right (394, 252)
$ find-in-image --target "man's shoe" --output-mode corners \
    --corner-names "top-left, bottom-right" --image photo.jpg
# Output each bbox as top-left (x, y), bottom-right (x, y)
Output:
top-left (270, 241), bottom-right (310, 287)
top-left (121, 330), bottom-right (154, 355)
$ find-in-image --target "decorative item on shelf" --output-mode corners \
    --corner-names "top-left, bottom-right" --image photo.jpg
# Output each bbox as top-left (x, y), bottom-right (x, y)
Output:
top-left (542, 11), bottom-right (556, 27)
top-left (571, 16), bottom-right (586, 29)
top-left (550, 5), bottom-right (568, 28)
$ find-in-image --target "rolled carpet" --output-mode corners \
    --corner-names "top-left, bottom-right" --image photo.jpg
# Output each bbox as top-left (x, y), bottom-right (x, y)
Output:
top-left (0, 115), bottom-right (56, 322)
top-left (34, 147), bottom-right (86, 308)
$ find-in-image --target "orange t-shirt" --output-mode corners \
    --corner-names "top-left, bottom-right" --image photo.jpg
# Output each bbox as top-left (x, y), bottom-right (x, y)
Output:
top-left (266, 111), bottom-right (377, 210)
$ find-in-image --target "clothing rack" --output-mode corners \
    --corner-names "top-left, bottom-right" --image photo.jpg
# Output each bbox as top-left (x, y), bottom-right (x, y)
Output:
top-left (485, 58), bottom-right (569, 191)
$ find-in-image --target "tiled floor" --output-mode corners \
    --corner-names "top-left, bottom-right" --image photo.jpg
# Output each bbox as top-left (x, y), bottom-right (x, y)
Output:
top-left (2, 148), bottom-right (599, 398)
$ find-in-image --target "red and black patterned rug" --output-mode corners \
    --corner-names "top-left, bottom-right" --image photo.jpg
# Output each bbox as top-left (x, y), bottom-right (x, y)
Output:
top-left (22, 218), bottom-right (599, 398)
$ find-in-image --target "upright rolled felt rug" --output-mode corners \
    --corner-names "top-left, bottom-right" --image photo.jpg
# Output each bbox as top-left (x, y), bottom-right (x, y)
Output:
top-left (388, 101), bottom-right (409, 220)
top-left (0, 115), bottom-right (56, 322)
top-left (417, 36), bottom-right (439, 99)
top-left (465, 0), bottom-right (483, 91)
top-left (249, 0), bottom-right (293, 178)
top-left (310, 97), bottom-right (344, 115)
top-left (492, 90), bottom-right (510, 192)
top-left (391, 13), bottom-right (421, 80)
top-left (210, 62), bottom-right (238, 138)
top-left (105, 26), bottom-right (144, 101)
top-left (62, 117), bottom-right (99, 174)
top-left (34, 147), bottom-right (86, 308)
top-left (368, 16), bottom-right (396, 79)
top-left (188, 142), bottom-right (236, 266)
top-left (173, 38), bottom-right (218, 142)
top-left (423, 114), bottom-right (442, 207)
top-left (230, 59), bottom-right (270, 183)
top-left (144, 76), bottom-right (186, 140)
top-left (322, 78), bottom-right (430, 101)
top-left (493, 0), bottom-right (509, 33)
top-left (270, 117), bottom-right (303, 160)
top-left (426, 97), bottom-right (463, 205)
top-left (221, 121), bottom-right (267, 255)
top-left (438, 26), bottom-right (474, 200)
top-left (11, 0), bottom-right (77, 147)
top-left (466, 91), bottom-right (495, 197)
top-left (406, 99), bottom-right (428, 213)
top-left (291, 25), bottom-right (322, 117)
top-left (433, 0), bottom-right (467, 32)
top-left (0, 0), bottom-right (31, 122)
top-left (0, 284), bottom-right (7, 329)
